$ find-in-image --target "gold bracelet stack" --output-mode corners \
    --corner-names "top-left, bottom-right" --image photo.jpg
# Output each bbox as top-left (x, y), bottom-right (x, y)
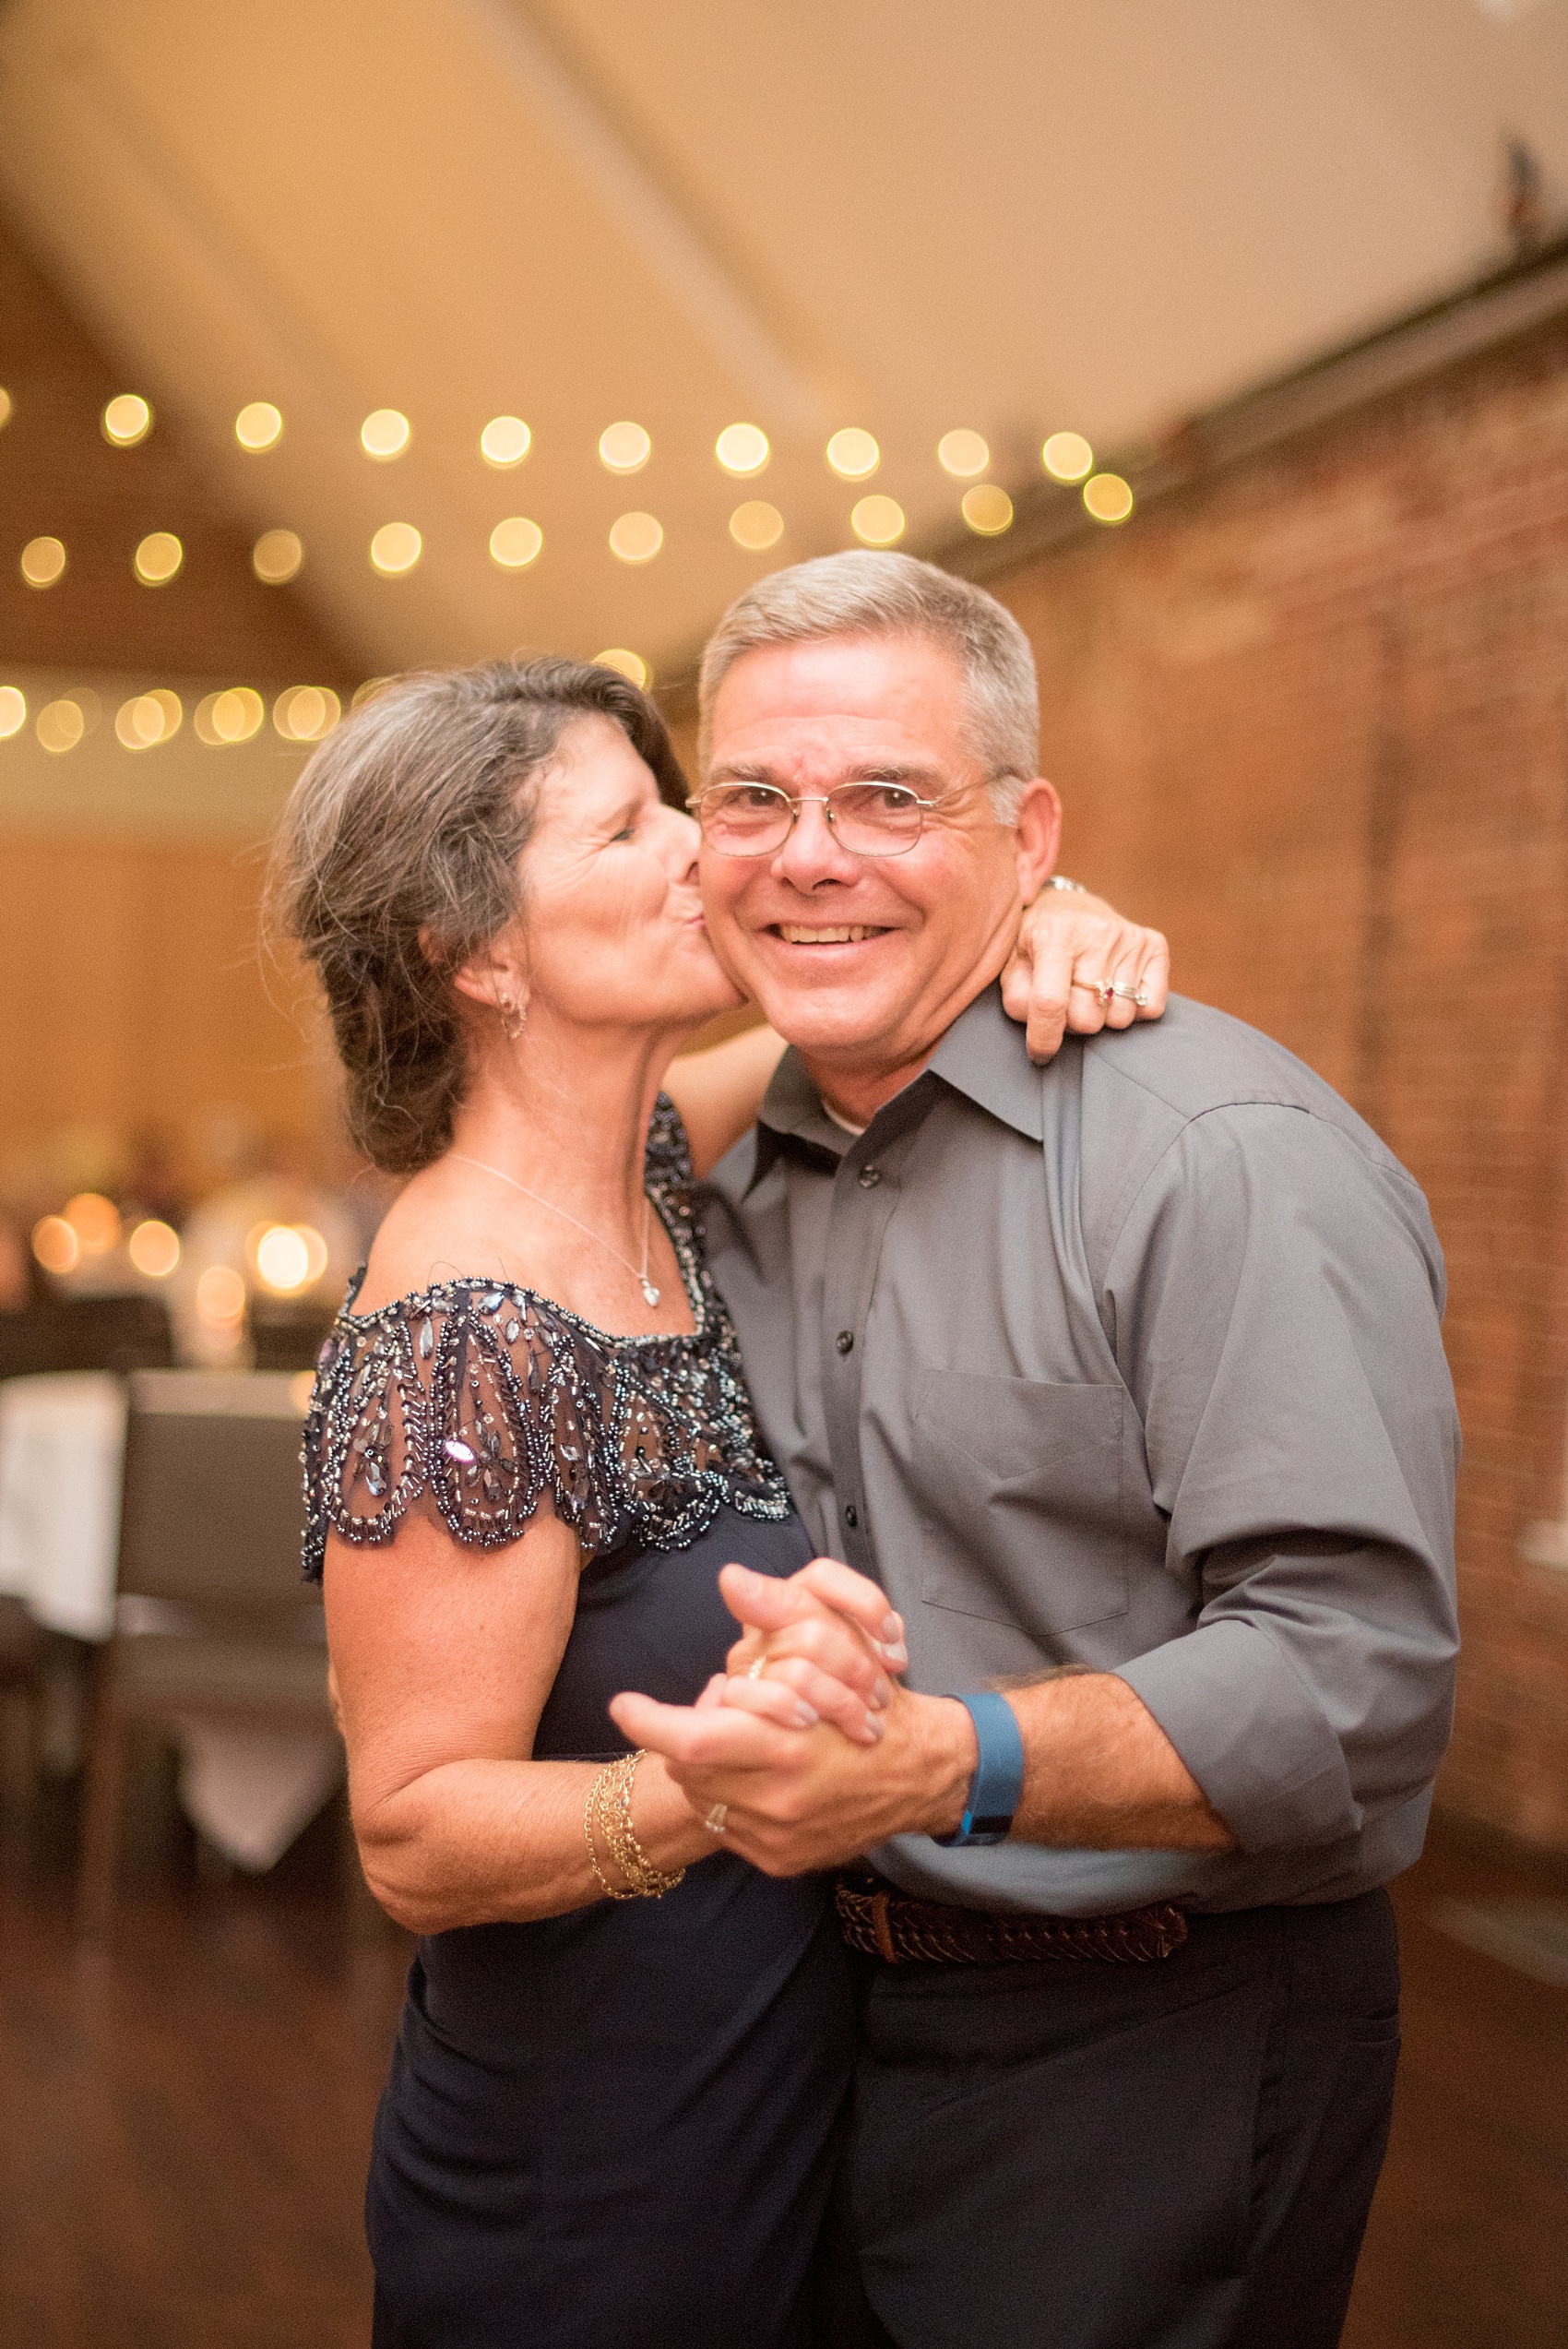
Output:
top-left (584, 1749), bottom-right (686, 1901)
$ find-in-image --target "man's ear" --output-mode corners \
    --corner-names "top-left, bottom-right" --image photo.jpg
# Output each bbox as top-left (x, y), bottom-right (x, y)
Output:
top-left (1011, 779), bottom-right (1063, 900)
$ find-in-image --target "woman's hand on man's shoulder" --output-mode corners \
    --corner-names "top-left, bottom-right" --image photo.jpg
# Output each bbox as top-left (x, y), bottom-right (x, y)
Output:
top-left (1003, 887), bottom-right (1170, 1064)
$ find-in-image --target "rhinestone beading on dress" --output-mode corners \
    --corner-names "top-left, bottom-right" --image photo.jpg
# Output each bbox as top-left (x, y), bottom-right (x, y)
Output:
top-left (301, 1097), bottom-right (790, 1580)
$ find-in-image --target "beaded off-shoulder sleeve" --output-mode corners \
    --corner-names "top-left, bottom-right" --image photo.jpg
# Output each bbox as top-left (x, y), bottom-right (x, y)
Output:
top-left (301, 1095), bottom-right (790, 1580)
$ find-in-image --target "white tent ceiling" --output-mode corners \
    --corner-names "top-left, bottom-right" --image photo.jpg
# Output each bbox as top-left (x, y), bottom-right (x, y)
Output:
top-left (2, 0), bottom-right (1566, 683)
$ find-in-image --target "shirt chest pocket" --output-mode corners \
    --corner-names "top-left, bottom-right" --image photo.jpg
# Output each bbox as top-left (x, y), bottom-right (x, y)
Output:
top-left (909, 1370), bottom-right (1130, 1639)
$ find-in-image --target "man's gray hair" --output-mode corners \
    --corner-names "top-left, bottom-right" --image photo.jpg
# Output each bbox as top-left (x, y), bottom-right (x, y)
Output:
top-left (697, 550), bottom-right (1039, 819)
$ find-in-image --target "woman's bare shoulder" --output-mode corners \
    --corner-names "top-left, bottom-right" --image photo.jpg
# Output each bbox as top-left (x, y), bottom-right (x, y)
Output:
top-left (350, 1166), bottom-right (516, 1315)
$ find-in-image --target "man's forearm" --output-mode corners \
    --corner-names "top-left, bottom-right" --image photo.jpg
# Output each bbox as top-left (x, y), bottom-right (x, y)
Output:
top-left (1004, 1673), bottom-right (1236, 1851)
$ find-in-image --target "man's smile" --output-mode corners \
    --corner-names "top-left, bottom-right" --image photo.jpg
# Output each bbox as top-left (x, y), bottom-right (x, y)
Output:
top-left (770, 923), bottom-right (894, 945)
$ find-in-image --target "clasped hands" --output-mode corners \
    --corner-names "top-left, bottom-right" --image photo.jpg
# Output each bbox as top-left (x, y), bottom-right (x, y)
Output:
top-left (609, 1560), bottom-right (977, 1875)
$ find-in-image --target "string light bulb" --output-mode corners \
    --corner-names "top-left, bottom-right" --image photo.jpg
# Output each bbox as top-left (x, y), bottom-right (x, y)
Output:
top-left (273, 686), bottom-right (341, 742)
top-left (369, 522), bottom-right (422, 575)
top-left (134, 532), bottom-right (184, 586)
top-left (826, 428), bottom-right (880, 481)
top-left (716, 423), bottom-right (770, 476)
top-left (489, 517), bottom-right (543, 569)
top-left (608, 512), bottom-right (662, 564)
top-left (253, 530), bottom-right (303, 583)
top-left (102, 395), bottom-right (152, 447)
top-left (194, 688), bottom-right (264, 745)
top-left (938, 429), bottom-right (990, 479)
top-left (599, 422), bottom-right (651, 474)
top-left (1042, 431), bottom-right (1094, 483)
top-left (849, 495), bottom-right (905, 546)
top-left (361, 409), bottom-right (411, 460)
top-left (115, 690), bottom-right (183, 749)
top-left (481, 416), bottom-right (531, 467)
top-left (729, 501), bottom-right (784, 551)
top-left (235, 402), bottom-right (283, 451)
top-left (36, 700), bottom-right (85, 754)
top-left (595, 649), bottom-right (649, 687)
top-left (20, 537), bottom-right (66, 589)
top-left (960, 484), bottom-right (1014, 536)
top-left (1082, 473), bottom-right (1134, 524)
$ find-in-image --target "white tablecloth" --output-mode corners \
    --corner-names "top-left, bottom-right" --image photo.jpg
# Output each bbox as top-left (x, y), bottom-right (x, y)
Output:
top-left (0, 1372), bottom-right (125, 1640)
top-left (0, 1372), bottom-right (342, 1870)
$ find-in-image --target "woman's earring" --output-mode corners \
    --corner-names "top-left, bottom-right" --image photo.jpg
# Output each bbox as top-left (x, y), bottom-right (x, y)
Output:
top-left (497, 994), bottom-right (527, 1041)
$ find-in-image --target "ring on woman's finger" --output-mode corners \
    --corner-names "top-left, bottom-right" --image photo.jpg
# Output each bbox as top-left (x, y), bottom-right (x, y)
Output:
top-left (704, 1803), bottom-right (729, 1835)
top-left (1094, 980), bottom-right (1115, 1008)
top-left (745, 1655), bottom-right (768, 1681)
top-left (1110, 981), bottom-right (1149, 1006)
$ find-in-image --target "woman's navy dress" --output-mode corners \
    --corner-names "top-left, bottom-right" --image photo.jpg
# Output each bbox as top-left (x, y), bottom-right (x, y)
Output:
top-left (303, 1102), bottom-right (858, 2348)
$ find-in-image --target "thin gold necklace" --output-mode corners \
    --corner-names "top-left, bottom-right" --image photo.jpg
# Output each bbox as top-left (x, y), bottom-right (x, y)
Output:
top-left (450, 1155), bottom-right (659, 1306)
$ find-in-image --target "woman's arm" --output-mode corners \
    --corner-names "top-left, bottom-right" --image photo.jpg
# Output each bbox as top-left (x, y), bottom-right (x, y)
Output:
top-left (324, 1505), bottom-right (717, 1933)
top-left (664, 1022), bottom-right (788, 1178)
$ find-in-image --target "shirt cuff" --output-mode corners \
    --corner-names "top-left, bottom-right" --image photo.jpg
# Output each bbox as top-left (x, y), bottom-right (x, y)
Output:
top-left (1114, 1619), bottom-right (1360, 1854)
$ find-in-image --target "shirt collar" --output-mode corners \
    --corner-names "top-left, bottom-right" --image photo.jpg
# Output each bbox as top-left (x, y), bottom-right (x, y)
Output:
top-left (926, 981), bottom-right (1045, 1141)
top-left (752, 1047), bottom-right (849, 1183)
top-left (751, 980), bottom-right (1042, 1187)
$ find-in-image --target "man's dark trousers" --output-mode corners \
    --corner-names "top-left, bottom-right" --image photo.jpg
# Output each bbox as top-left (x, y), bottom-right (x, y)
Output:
top-left (825, 1890), bottom-right (1400, 2349)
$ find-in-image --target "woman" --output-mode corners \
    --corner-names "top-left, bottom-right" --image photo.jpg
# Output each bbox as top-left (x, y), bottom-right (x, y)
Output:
top-left (277, 657), bottom-right (1160, 2348)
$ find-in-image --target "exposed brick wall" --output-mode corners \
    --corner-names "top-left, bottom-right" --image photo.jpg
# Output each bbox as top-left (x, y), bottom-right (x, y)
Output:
top-left (990, 314), bottom-right (1568, 1852)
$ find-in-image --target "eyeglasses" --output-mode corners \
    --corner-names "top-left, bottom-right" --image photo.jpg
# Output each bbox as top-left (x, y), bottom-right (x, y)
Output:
top-left (686, 781), bottom-right (954, 859)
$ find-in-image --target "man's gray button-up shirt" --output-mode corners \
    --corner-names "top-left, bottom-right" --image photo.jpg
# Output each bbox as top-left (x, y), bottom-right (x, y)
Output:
top-left (698, 986), bottom-right (1459, 1917)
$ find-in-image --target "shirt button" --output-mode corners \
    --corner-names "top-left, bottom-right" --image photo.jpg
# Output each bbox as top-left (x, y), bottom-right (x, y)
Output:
top-left (835, 1330), bottom-right (854, 1354)
top-left (844, 1503), bottom-right (859, 1528)
top-left (858, 1166), bottom-right (882, 1189)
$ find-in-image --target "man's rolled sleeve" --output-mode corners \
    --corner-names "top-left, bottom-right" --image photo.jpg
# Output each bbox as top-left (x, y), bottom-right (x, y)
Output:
top-left (1118, 1619), bottom-right (1356, 1851)
top-left (1099, 1103), bottom-right (1460, 1853)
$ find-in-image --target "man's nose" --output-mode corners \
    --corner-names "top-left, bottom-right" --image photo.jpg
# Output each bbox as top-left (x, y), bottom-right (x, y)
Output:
top-left (771, 797), bottom-right (860, 890)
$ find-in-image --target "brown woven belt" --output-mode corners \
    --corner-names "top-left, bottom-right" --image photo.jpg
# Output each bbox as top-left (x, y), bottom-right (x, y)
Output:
top-left (835, 1872), bottom-right (1189, 1966)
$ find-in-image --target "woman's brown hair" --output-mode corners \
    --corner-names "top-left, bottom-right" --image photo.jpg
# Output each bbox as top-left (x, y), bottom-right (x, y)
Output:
top-left (269, 657), bottom-right (687, 1174)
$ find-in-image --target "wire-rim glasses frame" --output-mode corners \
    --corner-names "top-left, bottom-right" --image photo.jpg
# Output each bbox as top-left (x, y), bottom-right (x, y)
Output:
top-left (685, 780), bottom-right (958, 859)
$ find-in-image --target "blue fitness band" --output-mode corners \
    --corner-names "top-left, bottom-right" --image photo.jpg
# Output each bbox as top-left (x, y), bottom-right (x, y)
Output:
top-left (932, 1691), bottom-right (1025, 1848)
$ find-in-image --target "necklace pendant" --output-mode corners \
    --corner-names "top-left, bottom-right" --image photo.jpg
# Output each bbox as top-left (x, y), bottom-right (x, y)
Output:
top-left (640, 1279), bottom-right (660, 1306)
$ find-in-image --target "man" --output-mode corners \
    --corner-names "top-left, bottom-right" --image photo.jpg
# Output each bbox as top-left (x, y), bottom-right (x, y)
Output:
top-left (613, 552), bottom-right (1459, 2349)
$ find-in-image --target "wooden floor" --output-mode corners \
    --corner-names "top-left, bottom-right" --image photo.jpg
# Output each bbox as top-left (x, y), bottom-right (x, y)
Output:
top-left (0, 1782), bottom-right (407, 2349)
top-left (1343, 1822), bottom-right (1568, 2349)
top-left (0, 1783), bottom-right (1563, 2348)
